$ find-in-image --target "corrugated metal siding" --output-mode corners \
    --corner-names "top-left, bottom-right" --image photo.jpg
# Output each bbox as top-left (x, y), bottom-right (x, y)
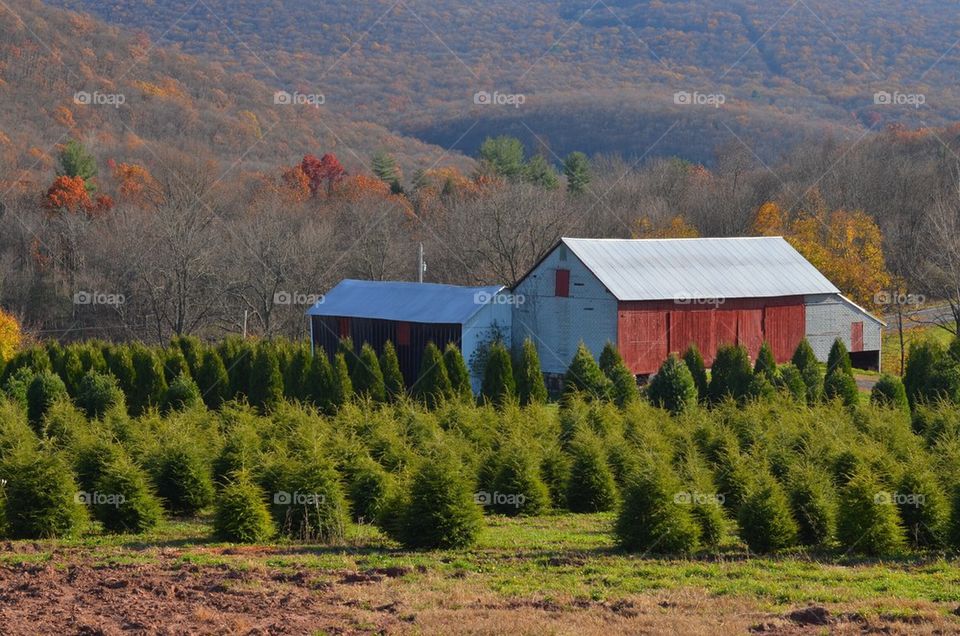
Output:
top-left (668, 310), bottom-right (715, 359)
top-left (512, 245), bottom-right (618, 375)
top-left (618, 297), bottom-right (806, 374)
top-left (562, 237), bottom-right (840, 301)
top-left (311, 315), bottom-right (461, 387)
top-left (764, 303), bottom-right (806, 363)
top-left (618, 307), bottom-right (668, 373)
top-left (805, 294), bottom-right (882, 361)
top-left (463, 300), bottom-right (513, 393)
top-left (738, 309), bottom-right (764, 359)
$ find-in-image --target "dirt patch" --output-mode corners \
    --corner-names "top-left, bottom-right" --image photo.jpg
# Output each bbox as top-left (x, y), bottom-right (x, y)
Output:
top-left (0, 552), bottom-right (956, 635)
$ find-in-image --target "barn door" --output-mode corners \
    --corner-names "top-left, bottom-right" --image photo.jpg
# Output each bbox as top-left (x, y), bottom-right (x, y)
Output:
top-left (851, 322), bottom-right (864, 353)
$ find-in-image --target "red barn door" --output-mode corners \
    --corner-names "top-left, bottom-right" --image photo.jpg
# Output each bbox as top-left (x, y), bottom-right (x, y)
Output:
top-left (618, 308), bottom-right (668, 375)
top-left (765, 303), bottom-right (806, 363)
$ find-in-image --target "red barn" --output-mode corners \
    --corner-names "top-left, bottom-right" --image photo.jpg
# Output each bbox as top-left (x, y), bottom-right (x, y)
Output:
top-left (511, 237), bottom-right (883, 379)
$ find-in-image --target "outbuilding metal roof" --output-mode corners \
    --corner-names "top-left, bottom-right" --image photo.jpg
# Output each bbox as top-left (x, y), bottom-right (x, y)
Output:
top-left (306, 279), bottom-right (505, 325)
top-left (561, 237), bottom-right (840, 301)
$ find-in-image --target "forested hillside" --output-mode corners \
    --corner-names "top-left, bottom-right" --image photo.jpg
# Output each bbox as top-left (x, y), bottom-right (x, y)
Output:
top-left (0, 0), bottom-right (472, 187)
top-left (47, 0), bottom-right (960, 162)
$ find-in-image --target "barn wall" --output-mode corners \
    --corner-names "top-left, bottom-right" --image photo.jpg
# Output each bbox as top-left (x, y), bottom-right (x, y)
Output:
top-left (463, 299), bottom-right (513, 393)
top-left (618, 296), bottom-right (807, 375)
top-left (310, 315), bottom-right (461, 386)
top-left (512, 244), bottom-right (618, 375)
top-left (804, 294), bottom-right (883, 367)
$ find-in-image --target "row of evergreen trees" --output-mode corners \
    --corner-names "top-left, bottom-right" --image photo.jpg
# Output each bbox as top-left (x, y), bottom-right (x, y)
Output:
top-left (3, 381), bottom-right (960, 556)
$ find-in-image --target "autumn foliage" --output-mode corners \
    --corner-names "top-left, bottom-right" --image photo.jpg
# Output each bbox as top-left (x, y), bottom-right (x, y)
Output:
top-left (0, 309), bottom-right (21, 362)
top-left (301, 153), bottom-right (346, 197)
top-left (751, 201), bottom-right (891, 308)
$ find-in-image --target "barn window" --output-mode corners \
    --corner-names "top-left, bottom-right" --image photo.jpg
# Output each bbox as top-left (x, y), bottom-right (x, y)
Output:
top-left (338, 318), bottom-right (351, 339)
top-left (396, 322), bottom-right (411, 346)
top-left (555, 269), bottom-right (570, 297)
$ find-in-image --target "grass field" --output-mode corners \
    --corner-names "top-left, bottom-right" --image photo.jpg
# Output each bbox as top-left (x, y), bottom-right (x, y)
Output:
top-left (3, 513), bottom-right (959, 634)
top-left (880, 315), bottom-right (955, 377)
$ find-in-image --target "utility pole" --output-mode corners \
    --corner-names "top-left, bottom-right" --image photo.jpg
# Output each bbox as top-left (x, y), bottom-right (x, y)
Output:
top-left (242, 310), bottom-right (248, 339)
top-left (418, 243), bottom-right (426, 283)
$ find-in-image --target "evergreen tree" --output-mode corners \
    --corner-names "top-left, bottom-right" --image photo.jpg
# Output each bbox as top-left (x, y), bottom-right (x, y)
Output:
top-left (827, 338), bottom-right (854, 377)
top-left (164, 373), bottom-right (203, 412)
top-left (76, 370), bottom-right (124, 419)
top-left (103, 345), bottom-right (136, 399)
top-left (682, 344), bottom-right (709, 402)
top-left (708, 344), bottom-right (753, 404)
top-left (26, 371), bottom-right (68, 432)
top-left (737, 470), bottom-right (799, 553)
top-left (394, 452), bottom-right (483, 549)
top-left (371, 150), bottom-right (401, 190)
top-left (615, 462), bottom-right (701, 554)
top-left (379, 341), bottom-right (405, 401)
top-left (566, 435), bottom-right (618, 512)
top-left (515, 339), bottom-right (547, 405)
top-left (247, 344), bottom-right (284, 412)
top-left (305, 350), bottom-right (334, 412)
top-left (57, 139), bottom-right (98, 192)
top-left (173, 335), bottom-right (204, 378)
top-left (837, 469), bottom-right (906, 556)
top-left (563, 342), bottom-right (612, 402)
top-left (480, 341), bottom-right (515, 406)
top-left (352, 343), bottom-right (387, 402)
top-left (823, 368), bottom-right (860, 407)
top-left (598, 342), bottom-right (621, 377)
top-left (753, 342), bottom-right (778, 382)
top-left (478, 135), bottom-right (525, 180)
top-left (195, 350), bottom-right (229, 410)
top-left (414, 342), bottom-right (451, 408)
top-left (523, 154), bottom-right (560, 189)
top-left (283, 344), bottom-right (311, 402)
top-left (791, 338), bottom-right (823, 404)
top-left (330, 352), bottom-right (354, 409)
top-left (897, 468), bottom-right (949, 548)
top-left (870, 374), bottom-right (909, 412)
top-left (443, 343), bottom-right (472, 400)
top-left (162, 347), bottom-right (190, 384)
top-left (129, 345), bottom-right (168, 416)
top-left (648, 354), bottom-right (698, 415)
top-left (337, 337), bottom-right (358, 377)
top-left (562, 151), bottom-right (591, 195)
top-left (219, 337), bottom-right (254, 401)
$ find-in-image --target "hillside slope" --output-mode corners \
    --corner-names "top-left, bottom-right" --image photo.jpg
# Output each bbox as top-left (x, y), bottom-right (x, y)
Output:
top-left (0, 0), bottom-right (472, 189)
top-left (44, 0), bottom-right (960, 162)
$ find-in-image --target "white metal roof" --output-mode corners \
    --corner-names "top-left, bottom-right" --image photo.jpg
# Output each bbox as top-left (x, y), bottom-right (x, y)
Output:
top-left (306, 279), bottom-right (505, 325)
top-left (561, 236), bottom-right (841, 301)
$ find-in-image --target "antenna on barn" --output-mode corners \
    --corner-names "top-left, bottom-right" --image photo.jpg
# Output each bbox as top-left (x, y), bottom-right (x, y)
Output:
top-left (418, 243), bottom-right (426, 283)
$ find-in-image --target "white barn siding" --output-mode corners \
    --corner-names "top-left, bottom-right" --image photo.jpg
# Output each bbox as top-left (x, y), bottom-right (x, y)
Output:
top-left (512, 244), bottom-right (618, 375)
top-left (463, 299), bottom-right (513, 393)
top-left (804, 294), bottom-right (883, 361)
